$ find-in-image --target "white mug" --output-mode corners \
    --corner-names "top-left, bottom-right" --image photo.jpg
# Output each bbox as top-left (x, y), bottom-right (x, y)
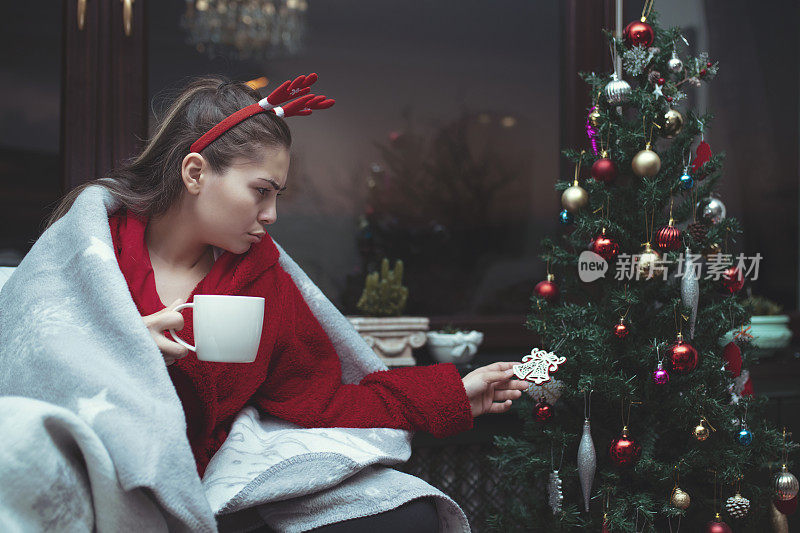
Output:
top-left (169, 295), bottom-right (265, 363)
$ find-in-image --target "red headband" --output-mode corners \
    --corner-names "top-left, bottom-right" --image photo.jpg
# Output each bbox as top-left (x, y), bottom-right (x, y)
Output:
top-left (189, 73), bottom-right (335, 153)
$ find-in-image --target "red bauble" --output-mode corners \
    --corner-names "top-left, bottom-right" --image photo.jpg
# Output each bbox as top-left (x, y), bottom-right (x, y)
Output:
top-left (705, 518), bottom-right (732, 533)
top-left (590, 229), bottom-right (620, 261)
top-left (613, 318), bottom-right (629, 338)
top-left (609, 427), bottom-right (641, 467)
top-left (534, 275), bottom-right (559, 303)
top-left (775, 495), bottom-right (798, 515)
top-left (655, 220), bottom-right (682, 251)
top-left (657, 77), bottom-right (665, 85)
top-left (534, 400), bottom-right (553, 421)
top-left (722, 341), bottom-right (742, 377)
top-left (591, 154), bottom-right (617, 183)
top-left (707, 61), bottom-right (713, 67)
top-left (669, 334), bottom-right (698, 375)
top-left (666, 96), bottom-right (673, 102)
top-left (700, 68), bottom-right (708, 76)
top-left (721, 266), bottom-right (745, 294)
top-left (623, 20), bottom-right (655, 48)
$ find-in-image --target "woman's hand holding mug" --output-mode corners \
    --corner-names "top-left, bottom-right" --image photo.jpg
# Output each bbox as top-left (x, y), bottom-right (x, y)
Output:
top-left (142, 298), bottom-right (189, 366)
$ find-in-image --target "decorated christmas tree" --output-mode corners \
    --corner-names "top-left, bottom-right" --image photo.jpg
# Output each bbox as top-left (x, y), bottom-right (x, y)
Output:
top-left (485, 7), bottom-right (798, 533)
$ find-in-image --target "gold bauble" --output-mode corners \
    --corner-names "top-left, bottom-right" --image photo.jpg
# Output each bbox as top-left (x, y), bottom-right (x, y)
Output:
top-left (588, 109), bottom-right (601, 128)
top-left (670, 487), bottom-right (691, 510)
top-left (631, 142), bottom-right (661, 177)
top-left (662, 109), bottom-right (684, 138)
top-left (637, 242), bottom-right (663, 279)
top-left (561, 179), bottom-right (589, 213)
top-left (693, 422), bottom-right (710, 441)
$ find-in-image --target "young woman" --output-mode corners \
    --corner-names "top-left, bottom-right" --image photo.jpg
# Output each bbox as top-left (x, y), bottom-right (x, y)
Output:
top-left (45, 73), bottom-right (530, 531)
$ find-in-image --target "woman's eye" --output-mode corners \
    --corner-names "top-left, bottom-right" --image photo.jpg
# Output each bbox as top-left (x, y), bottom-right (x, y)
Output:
top-left (257, 188), bottom-right (282, 197)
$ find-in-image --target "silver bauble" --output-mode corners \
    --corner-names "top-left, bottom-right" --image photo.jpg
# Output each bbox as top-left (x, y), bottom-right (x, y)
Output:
top-left (697, 196), bottom-right (727, 224)
top-left (577, 419), bottom-right (596, 513)
top-left (680, 246), bottom-right (699, 339)
top-left (668, 50), bottom-right (684, 73)
top-left (605, 73), bottom-right (631, 105)
top-left (774, 465), bottom-right (799, 501)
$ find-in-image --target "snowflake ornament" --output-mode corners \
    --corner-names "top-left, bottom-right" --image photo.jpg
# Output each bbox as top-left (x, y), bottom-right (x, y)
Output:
top-left (622, 46), bottom-right (656, 76)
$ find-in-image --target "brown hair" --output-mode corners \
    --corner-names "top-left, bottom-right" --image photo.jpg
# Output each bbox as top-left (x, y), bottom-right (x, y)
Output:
top-left (43, 75), bottom-right (292, 231)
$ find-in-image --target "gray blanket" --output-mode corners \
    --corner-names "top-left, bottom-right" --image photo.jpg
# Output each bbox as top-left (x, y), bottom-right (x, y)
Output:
top-left (0, 183), bottom-right (470, 532)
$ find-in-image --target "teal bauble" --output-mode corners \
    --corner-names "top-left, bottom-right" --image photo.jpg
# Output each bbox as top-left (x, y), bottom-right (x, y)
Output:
top-left (559, 209), bottom-right (574, 224)
top-left (737, 428), bottom-right (753, 446)
top-left (679, 172), bottom-right (694, 190)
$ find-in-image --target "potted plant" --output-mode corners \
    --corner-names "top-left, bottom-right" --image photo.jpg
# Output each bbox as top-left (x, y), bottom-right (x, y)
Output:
top-left (719, 294), bottom-right (793, 356)
top-left (425, 324), bottom-right (484, 365)
top-left (346, 258), bottom-right (429, 367)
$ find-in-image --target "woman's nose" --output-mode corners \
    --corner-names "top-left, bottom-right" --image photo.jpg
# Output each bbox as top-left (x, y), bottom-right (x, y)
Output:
top-left (259, 206), bottom-right (277, 226)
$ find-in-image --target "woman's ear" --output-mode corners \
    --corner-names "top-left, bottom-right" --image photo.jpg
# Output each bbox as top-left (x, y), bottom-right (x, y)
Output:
top-left (181, 153), bottom-right (205, 194)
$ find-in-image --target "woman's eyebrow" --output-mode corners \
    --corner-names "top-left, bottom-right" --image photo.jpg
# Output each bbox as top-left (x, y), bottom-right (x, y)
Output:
top-left (257, 177), bottom-right (287, 191)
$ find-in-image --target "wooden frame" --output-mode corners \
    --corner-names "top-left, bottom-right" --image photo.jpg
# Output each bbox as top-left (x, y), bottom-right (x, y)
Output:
top-left (61, 0), bottom-right (148, 192)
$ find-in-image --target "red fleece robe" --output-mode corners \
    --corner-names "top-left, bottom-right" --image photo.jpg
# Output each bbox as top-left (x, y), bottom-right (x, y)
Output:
top-left (108, 208), bottom-right (474, 477)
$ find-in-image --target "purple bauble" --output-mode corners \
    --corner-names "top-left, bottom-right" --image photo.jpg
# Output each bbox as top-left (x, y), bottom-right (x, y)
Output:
top-left (653, 362), bottom-right (669, 385)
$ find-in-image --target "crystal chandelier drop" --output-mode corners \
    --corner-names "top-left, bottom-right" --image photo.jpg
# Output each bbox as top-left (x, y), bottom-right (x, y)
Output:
top-left (180, 0), bottom-right (308, 62)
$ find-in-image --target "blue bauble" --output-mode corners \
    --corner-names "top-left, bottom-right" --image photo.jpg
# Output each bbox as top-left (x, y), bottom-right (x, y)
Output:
top-left (679, 173), bottom-right (694, 190)
top-left (559, 209), bottom-right (574, 224)
top-left (736, 428), bottom-right (753, 446)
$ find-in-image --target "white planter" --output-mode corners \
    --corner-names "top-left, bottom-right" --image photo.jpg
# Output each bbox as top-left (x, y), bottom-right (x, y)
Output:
top-left (425, 330), bottom-right (484, 365)
top-left (718, 314), bottom-right (793, 356)
top-left (346, 316), bottom-right (430, 367)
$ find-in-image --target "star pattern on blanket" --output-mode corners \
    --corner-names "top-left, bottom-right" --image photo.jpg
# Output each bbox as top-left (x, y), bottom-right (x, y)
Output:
top-left (83, 236), bottom-right (115, 263)
top-left (76, 388), bottom-right (116, 424)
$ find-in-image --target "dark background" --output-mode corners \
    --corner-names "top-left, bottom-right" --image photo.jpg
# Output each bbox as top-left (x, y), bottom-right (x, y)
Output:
top-left (0, 0), bottom-right (797, 315)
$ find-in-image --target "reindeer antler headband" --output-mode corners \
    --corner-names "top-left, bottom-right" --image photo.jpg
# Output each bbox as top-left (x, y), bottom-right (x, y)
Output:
top-left (189, 72), bottom-right (335, 154)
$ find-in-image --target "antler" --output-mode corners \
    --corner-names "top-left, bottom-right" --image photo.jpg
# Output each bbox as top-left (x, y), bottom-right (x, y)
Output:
top-left (274, 94), bottom-right (336, 118)
top-left (259, 73), bottom-right (319, 109)
top-left (306, 94), bottom-right (335, 110)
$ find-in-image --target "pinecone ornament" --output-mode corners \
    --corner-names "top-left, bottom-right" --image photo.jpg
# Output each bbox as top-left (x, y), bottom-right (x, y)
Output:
top-left (688, 221), bottom-right (711, 243)
top-left (725, 493), bottom-right (750, 518)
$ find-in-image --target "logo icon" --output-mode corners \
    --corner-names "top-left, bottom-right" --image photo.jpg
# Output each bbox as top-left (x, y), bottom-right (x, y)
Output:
top-left (578, 251), bottom-right (608, 282)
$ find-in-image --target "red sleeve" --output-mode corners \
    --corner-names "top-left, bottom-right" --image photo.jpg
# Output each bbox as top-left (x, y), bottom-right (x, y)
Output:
top-left (250, 269), bottom-right (474, 438)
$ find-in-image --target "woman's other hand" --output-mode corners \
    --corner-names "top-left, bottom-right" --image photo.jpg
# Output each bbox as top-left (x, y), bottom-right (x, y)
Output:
top-left (461, 361), bottom-right (530, 418)
top-left (142, 298), bottom-right (189, 365)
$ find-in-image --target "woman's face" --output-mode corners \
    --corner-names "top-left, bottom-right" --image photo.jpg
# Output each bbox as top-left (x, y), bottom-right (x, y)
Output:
top-left (195, 145), bottom-right (290, 254)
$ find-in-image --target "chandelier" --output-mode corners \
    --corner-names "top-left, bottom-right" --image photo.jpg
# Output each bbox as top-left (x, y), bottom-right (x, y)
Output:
top-left (180, 0), bottom-right (308, 62)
